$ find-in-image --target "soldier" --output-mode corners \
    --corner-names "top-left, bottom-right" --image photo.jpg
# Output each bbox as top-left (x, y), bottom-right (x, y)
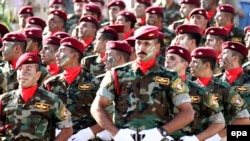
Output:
top-left (44, 10), bottom-right (67, 38)
top-left (189, 8), bottom-right (208, 36)
top-left (133, 0), bottom-right (151, 29)
top-left (145, 6), bottom-right (175, 47)
top-left (78, 15), bottom-right (99, 57)
top-left (165, 45), bottom-right (191, 82)
top-left (168, 0), bottom-right (200, 31)
top-left (101, 0), bottom-right (126, 27)
top-left (115, 10), bottom-right (137, 39)
top-left (24, 27), bottom-right (43, 54)
top-left (200, 0), bottom-right (218, 27)
top-left (66, 0), bottom-right (88, 35)
top-left (243, 26), bottom-right (250, 74)
top-left (174, 24), bottom-right (201, 53)
top-left (44, 37), bottom-right (102, 140)
top-left (48, 0), bottom-right (66, 12)
top-left (82, 26), bottom-right (118, 76)
top-left (18, 6), bottom-right (33, 32)
top-left (40, 36), bottom-right (62, 76)
top-left (0, 52), bottom-right (73, 140)
top-left (25, 16), bottom-right (47, 31)
top-left (91, 25), bottom-right (194, 141)
top-left (215, 4), bottom-right (245, 43)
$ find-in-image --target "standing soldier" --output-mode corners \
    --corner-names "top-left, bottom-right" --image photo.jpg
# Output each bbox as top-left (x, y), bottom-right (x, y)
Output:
top-left (134, 0), bottom-right (151, 29)
top-left (91, 25), bottom-right (194, 141)
top-left (44, 37), bottom-right (102, 140)
top-left (18, 6), bottom-right (33, 32)
top-left (0, 52), bottom-right (73, 141)
top-left (215, 4), bottom-right (244, 43)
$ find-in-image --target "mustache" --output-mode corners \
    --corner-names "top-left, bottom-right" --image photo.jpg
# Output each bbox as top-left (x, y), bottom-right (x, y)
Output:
top-left (137, 52), bottom-right (147, 55)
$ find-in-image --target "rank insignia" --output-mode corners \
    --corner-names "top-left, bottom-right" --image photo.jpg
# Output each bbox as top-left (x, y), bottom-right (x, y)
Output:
top-left (191, 96), bottom-right (201, 103)
top-left (35, 102), bottom-right (50, 111)
top-left (231, 94), bottom-right (244, 108)
top-left (60, 106), bottom-right (70, 120)
top-left (208, 95), bottom-right (219, 109)
top-left (155, 76), bottom-right (170, 85)
top-left (235, 86), bottom-right (248, 92)
top-left (172, 78), bottom-right (187, 93)
top-left (231, 37), bottom-right (242, 43)
top-left (78, 84), bottom-right (91, 90)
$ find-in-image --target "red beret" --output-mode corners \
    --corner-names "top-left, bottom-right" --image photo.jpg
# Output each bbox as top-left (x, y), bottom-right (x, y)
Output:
top-left (134, 25), bottom-right (159, 40)
top-left (205, 27), bottom-right (229, 37)
top-left (24, 28), bottom-right (43, 39)
top-left (53, 31), bottom-right (70, 39)
top-left (16, 53), bottom-right (40, 69)
top-left (107, 0), bottom-right (126, 9)
top-left (244, 26), bottom-right (250, 34)
top-left (189, 8), bottom-right (207, 19)
top-left (49, 0), bottom-right (65, 7)
top-left (217, 4), bottom-right (235, 15)
top-left (175, 24), bottom-right (200, 35)
top-left (98, 26), bottom-right (118, 40)
top-left (126, 36), bottom-right (135, 47)
top-left (145, 6), bottom-right (163, 16)
top-left (135, 0), bottom-right (151, 6)
top-left (2, 32), bottom-right (26, 42)
top-left (0, 23), bottom-right (9, 37)
top-left (85, 3), bottom-right (101, 15)
top-left (158, 31), bottom-right (164, 40)
top-left (43, 36), bottom-right (61, 46)
top-left (222, 41), bottom-right (248, 57)
top-left (26, 16), bottom-right (46, 30)
top-left (89, 0), bottom-right (103, 3)
top-left (166, 45), bottom-right (191, 62)
top-left (60, 37), bottom-right (86, 53)
top-left (180, 0), bottom-right (200, 7)
top-left (106, 40), bottom-right (132, 55)
top-left (73, 0), bottom-right (89, 2)
top-left (191, 47), bottom-right (217, 59)
top-left (49, 10), bottom-right (67, 21)
top-left (79, 15), bottom-right (99, 28)
top-left (108, 24), bottom-right (125, 33)
top-left (116, 10), bottom-right (137, 24)
top-left (18, 6), bottom-right (33, 15)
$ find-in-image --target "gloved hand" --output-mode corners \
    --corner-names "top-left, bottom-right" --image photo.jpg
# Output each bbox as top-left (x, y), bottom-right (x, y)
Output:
top-left (68, 127), bottom-right (94, 141)
top-left (139, 128), bottom-right (164, 141)
top-left (204, 134), bottom-right (221, 141)
top-left (179, 135), bottom-right (199, 141)
top-left (96, 130), bottom-right (113, 141)
top-left (113, 128), bottom-right (136, 141)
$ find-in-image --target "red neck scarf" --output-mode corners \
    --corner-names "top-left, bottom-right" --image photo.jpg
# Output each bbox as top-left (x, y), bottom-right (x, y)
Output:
top-left (83, 37), bottom-right (94, 48)
top-left (139, 17), bottom-right (146, 25)
top-left (196, 77), bottom-right (212, 86)
top-left (20, 84), bottom-right (38, 103)
top-left (207, 10), bottom-right (216, 22)
top-left (136, 59), bottom-right (156, 74)
top-left (124, 29), bottom-right (134, 39)
top-left (100, 53), bottom-right (106, 63)
top-left (10, 59), bottom-right (18, 69)
top-left (216, 51), bottom-right (222, 63)
top-left (180, 75), bottom-right (187, 82)
top-left (63, 66), bottom-right (82, 85)
top-left (224, 24), bottom-right (233, 32)
top-left (30, 50), bottom-right (40, 55)
top-left (225, 67), bottom-right (243, 84)
top-left (47, 63), bottom-right (60, 76)
top-left (157, 25), bottom-right (163, 31)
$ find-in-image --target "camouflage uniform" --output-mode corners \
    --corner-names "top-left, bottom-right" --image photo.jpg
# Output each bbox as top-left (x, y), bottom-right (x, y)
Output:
top-left (83, 43), bottom-right (96, 58)
top-left (81, 55), bottom-right (106, 76)
top-left (168, 19), bottom-right (185, 32)
top-left (229, 27), bottom-right (245, 44)
top-left (66, 14), bottom-right (80, 35)
top-left (98, 61), bottom-right (190, 130)
top-left (216, 73), bottom-right (250, 112)
top-left (44, 68), bottom-right (100, 134)
top-left (160, 26), bottom-right (176, 52)
top-left (162, 2), bottom-right (181, 27)
top-left (0, 62), bottom-right (51, 94)
top-left (0, 88), bottom-right (72, 141)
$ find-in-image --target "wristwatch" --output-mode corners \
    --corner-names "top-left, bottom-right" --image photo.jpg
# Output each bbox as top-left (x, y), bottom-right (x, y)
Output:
top-left (159, 127), bottom-right (168, 137)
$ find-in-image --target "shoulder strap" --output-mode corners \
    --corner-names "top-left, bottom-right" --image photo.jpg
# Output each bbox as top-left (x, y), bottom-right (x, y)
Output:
top-left (112, 69), bottom-right (120, 96)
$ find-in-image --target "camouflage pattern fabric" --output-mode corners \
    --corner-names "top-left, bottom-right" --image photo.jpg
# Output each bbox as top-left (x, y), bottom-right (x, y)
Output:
top-left (44, 68), bottom-right (100, 134)
top-left (160, 26), bottom-right (176, 51)
top-left (168, 19), bottom-right (185, 32)
top-left (229, 27), bottom-right (245, 44)
top-left (83, 43), bottom-right (96, 58)
top-left (66, 14), bottom-right (80, 35)
top-left (0, 88), bottom-right (72, 141)
top-left (99, 62), bottom-right (190, 131)
top-left (162, 2), bottom-right (181, 27)
top-left (81, 55), bottom-right (106, 76)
